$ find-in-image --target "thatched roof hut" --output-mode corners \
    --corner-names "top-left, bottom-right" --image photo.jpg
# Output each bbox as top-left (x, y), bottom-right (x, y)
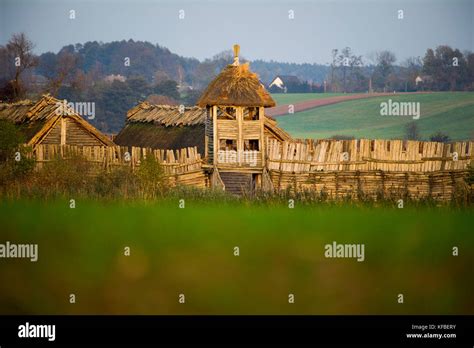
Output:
top-left (197, 60), bottom-right (275, 108)
top-left (114, 102), bottom-right (207, 153)
top-left (0, 95), bottom-right (114, 147)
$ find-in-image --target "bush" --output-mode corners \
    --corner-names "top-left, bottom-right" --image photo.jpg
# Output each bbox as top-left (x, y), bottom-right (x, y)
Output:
top-left (93, 166), bottom-right (137, 200)
top-left (429, 132), bottom-right (451, 143)
top-left (0, 120), bottom-right (24, 162)
top-left (135, 155), bottom-right (167, 199)
top-left (31, 154), bottom-right (93, 198)
top-left (0, 120), bottom-right (34, 188)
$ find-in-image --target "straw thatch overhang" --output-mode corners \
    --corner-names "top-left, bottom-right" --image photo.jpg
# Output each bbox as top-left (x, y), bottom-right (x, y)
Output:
top-left (197, 63), bottom-right (276, 108)
top-left (114, 123), bottom-right (206, 152)
top-left (0, 95), bottom-right (114, 147)
top-left (126, 102), bottom-right (205, 126)
top-left (114, 102), bottom-right (207, 153)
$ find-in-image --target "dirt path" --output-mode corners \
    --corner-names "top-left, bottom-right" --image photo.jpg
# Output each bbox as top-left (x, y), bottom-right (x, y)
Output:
top-left (266, 92), bottom-right (429, 117)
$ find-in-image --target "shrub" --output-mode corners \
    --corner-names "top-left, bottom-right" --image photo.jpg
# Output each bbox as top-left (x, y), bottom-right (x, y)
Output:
top-left (429, 131), bottom-right (451, 143)
top-left (135, 155), bottom-right (167, 199)
top-left (32, 154), bottom-right (93, 198)
top-left (0, 120), bottom-right (34, 188)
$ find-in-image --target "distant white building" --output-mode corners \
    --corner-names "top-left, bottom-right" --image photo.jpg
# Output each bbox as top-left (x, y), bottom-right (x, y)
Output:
top-left (268, 75), bottom-right (300, 92)
top-left (415, 75), bottom-right (433, 86)
top-left (104, 74), bottom-right (126, 83)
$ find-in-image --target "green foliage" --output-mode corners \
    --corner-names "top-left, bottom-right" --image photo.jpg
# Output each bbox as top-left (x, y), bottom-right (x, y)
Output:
top-left (33, 154), bottom-right (93, 198)
top-left (135, 155), bottom-right (167, 199)
top-left (429, 131), bottom-right (451, 143)
top-left (153, 80), bottom-right (180, 101)
top-left (0, 120), bottom-right (34, 188)
top-left (93, 166), bottom-right (137, 200)
top-left (0, 120), bottom-right (24, 162)
top-left (422, 46), bottom-right (472, 91)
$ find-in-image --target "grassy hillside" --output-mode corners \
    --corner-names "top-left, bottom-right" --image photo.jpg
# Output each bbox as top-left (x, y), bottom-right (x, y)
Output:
top-left (275, 92), bottom-right (474, 140)
top-left (271, 93), bottom-right (350, 105)
top-left (0, 199), bottom-right (473, 314)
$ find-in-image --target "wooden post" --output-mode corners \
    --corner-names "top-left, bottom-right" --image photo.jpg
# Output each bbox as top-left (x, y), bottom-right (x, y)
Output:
top-left (212, 105), bottom-right (218, 165)
top-left (60, 117), bottom-right (66, 145)
top-left (260, 106), bottom-right (265, 168)
top-left (237, 106), bottom-right (243, 166)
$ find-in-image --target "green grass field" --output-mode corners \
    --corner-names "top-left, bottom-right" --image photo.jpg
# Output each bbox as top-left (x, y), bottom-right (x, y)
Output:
top-left (275, 92), bottom-right (474, 140)
top-left (0, 199), bottom-right (473, 315)
top-left (271, 93), bottom-right (351, 105)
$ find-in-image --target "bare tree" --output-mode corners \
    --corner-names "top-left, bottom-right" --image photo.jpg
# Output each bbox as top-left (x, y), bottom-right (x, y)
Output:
top-left (401, 57), bottom-right (422, 91)
top-left (48, 51), bottom-right (78, 96)
top-left (373, 51), bottom-right (396, 91)
top-left (5, 33), bottom-right (38, 100)
top-left (331, 47), bottom-right (363, 92)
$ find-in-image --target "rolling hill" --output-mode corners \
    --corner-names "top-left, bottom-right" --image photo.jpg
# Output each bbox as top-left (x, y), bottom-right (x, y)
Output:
top-left (274, 92), bottom-right (474, 141)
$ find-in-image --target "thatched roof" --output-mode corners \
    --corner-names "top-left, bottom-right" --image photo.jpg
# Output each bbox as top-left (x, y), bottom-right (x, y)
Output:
top-left (116, 102), bottom-right (206, 153)
top-left (127, 102), bottom-right (206, 126)
top-left (197, 62), bottom-right (276, 108)
top-left (114, 123), bottom-right (206, 154)
top-left (0, 95), bottom-right (114, 147)
top-left (0, 100), bottom-right (35, 123)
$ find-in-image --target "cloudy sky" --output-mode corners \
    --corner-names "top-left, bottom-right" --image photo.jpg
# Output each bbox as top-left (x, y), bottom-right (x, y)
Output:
top-left (1, 0), bottom-right (472, 64)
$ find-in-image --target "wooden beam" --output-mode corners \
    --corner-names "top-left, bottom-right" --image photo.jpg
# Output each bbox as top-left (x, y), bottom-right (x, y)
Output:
top-left (60, 117), bottom-right (66, 145)
top-left (260, 106), bottom-right (265, 168)
top-left (212, 105), bottom-right (217, 165)
top-left (237, 107), bottom-right (243, 165)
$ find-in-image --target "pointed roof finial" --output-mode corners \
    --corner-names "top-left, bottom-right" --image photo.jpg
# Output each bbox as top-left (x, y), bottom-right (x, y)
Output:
top-left (233, 44), bottom-right (240, 66)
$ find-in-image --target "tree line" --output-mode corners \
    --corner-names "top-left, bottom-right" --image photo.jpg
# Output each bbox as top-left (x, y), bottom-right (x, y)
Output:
top-left (0, 33), bottom-right (473, 133)
top-left (328, 46), bottom-right (474, 93)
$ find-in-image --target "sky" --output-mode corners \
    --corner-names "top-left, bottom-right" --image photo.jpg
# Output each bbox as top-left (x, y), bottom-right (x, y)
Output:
top-left (0, 0), bottom-right (473, 64)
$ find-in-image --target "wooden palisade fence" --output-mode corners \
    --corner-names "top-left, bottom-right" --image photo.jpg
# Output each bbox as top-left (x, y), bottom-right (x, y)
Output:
top-left (32, 144), bottom-right (208, 188)
top-left (27, 139), bottom-right (473, 200)
top-left (266, 139), bottom-right (473, 172)
top-left (266, 139), bottom-right (473, 201)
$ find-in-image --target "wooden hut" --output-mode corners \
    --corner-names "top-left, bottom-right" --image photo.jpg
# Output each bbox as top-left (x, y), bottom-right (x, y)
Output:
top-left (114, 103), bottom-right (207, 154)
top-left (0, 95), bottom-right (114, 148)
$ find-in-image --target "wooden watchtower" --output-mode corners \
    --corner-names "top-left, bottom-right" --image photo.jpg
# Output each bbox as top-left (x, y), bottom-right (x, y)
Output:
top-left (197, 45), bottom-right (276, 193)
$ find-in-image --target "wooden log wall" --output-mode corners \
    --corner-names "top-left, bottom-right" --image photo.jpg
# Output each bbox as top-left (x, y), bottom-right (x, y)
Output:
top-left (268, 170), bottom-right (470, 201)
top-left (267, 139), bottom-right (473, 173)
top-left (265, 138), bottom-right (473, 201)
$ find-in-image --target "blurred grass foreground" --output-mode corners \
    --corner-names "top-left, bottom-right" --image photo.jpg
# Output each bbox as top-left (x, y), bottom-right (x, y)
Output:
top-left (0, 199), bottom-right (472, 314)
